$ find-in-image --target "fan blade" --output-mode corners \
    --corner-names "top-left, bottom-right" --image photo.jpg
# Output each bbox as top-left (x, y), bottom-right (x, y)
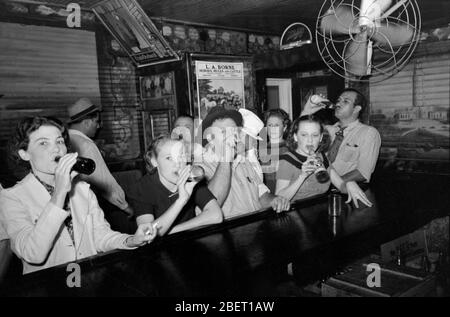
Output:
top-left (380, 0), bottom-right (408, 19)
top-left (344, 32), bottom-right (372, 76)
top-left (377, 0), bottom-right (393, 13)
top-left (360, 0), bottom-right (392, 26)
top-left (360, 0), bottom-right (392, 18)
top-left (373, 23), bottom-right (414, 47)
top-left (320, 6), bottom-right (355, 35)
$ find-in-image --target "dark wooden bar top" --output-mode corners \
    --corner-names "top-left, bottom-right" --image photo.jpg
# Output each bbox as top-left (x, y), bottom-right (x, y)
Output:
top-left (2, 173), bottom-right (449, 296)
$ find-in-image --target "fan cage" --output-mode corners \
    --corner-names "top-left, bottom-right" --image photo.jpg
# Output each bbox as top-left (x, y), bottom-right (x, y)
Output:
top-left (315, 0), bottom-right (421, 82)
top-left (280, 22), bottom-right (313, 50)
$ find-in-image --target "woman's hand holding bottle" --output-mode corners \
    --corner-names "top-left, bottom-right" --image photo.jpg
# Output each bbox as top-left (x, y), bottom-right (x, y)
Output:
top-left (177, 165), bottom-right (198, 204)
top-left (51, 153), bottom-right (79, 208)
top-left (304, 145), bottom-right (330, 183)
top-left (301, 157), bottom-right (319, 176)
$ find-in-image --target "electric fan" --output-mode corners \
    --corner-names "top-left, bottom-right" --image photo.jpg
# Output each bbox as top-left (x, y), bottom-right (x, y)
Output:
top-left (280, 22), bottom-right (313, 50)
top-left (316, 0), bottom-right (421, 82)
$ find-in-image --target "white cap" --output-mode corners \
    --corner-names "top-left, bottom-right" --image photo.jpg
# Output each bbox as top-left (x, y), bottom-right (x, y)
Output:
top-left (238, 108), bottom-right (263, 141)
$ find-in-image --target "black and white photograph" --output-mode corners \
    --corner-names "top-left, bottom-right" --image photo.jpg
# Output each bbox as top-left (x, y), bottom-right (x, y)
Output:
top-left (0, 0), bottom-right (449, 305)
top-left (140, 72), bottom-right (175, 99)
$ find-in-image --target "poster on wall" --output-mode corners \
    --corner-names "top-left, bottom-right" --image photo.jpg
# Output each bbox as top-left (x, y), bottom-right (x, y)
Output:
top-left (195, 61), bottom-right (245, 120)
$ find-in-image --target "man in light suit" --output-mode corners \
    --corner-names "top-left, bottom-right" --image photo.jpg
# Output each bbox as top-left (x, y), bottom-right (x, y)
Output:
top-left (67, 98), bottom-right (134, 232)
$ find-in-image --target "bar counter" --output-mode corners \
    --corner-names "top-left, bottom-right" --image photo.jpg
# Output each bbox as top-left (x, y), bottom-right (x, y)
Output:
top-left (2, 173), bottom-right (449, 296)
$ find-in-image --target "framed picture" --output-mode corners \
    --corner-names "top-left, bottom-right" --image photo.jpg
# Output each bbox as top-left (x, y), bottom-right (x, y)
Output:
top-left (91, 0), bottom-right (180, 67)
top-left (188, 53), bottom-right (255, 121)
top-left (140, 71), bottom-right (177, 110)
top-left (160, 22), bottom-right (248, 54)
top-left (141, 109), bottom-right (175, 150)
top-left (248, 33), bottom-right (280, 54)
top-left (195, 60), bottom-right (245, 120)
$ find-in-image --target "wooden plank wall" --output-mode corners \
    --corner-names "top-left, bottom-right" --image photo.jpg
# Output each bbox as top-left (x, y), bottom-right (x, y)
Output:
top-left (371, 40), bottom-right (450, 110)
top-left (370, 44), bottom-right (450, 121)
top-left (413, 54), bottom-right (450, 108)
top-left (370, 64), bottom-right (415, 111)
top-left (0, 21), bottom-right (101, 146)
top-left (0, 21), bottom-right (103, 184)
top-left (0, 21), bottom-right (144, 185)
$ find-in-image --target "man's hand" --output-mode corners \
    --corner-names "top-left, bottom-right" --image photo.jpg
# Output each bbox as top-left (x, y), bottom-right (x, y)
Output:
top-left (122, 205), bottom-right (135, 218)
top-left (345, 181), bottom-right (373, 208)
top-left (271, 196), bottom-right (291, 213)
top-left (108, 187), bottom-right (128, 210)
top-left (221, 130), bottom-right (238, 163)
top-left (300, 95), bottom-right (327, 116)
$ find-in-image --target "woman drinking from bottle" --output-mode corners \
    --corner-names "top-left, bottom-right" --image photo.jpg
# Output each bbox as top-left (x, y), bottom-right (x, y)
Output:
top-left (129, 134), bottom-right (223, 236)
top-left (275, 115), bottom-right (372, 207)
top-left (0, 116), bottom-right (157, 274)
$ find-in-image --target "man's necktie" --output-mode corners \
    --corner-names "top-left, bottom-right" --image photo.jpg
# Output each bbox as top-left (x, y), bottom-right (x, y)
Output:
top-left (327, 127), bottom-right (346, 163)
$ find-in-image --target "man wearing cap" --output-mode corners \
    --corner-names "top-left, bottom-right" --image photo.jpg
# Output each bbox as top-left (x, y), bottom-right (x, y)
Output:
top-left (235, 109), bottom-right (265, 178)
top-left (196, 107), bottom-right (290, 219)
top-left (67, 98), bottom-right (133, 224)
